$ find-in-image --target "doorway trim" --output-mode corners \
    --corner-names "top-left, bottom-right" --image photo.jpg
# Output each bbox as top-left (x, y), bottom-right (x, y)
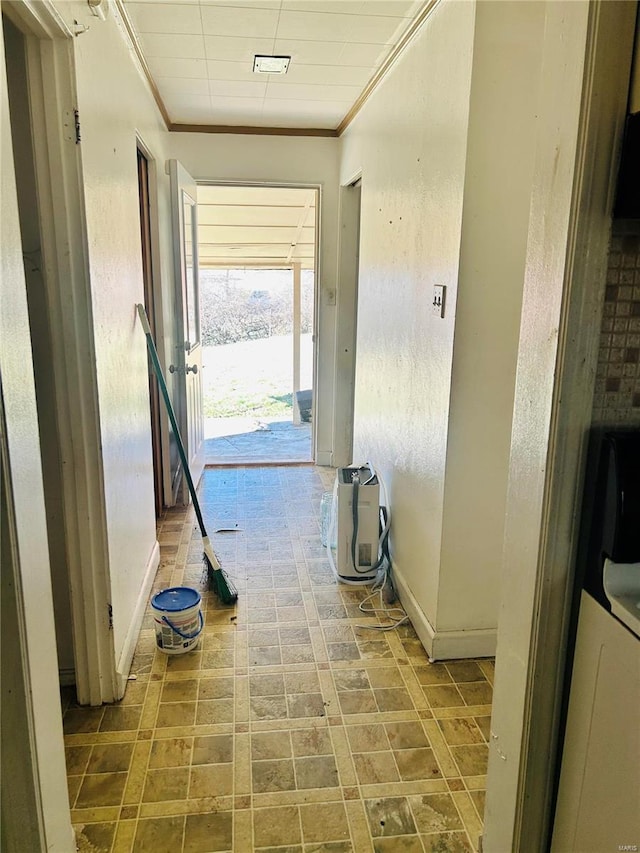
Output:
top-left (196, 179), bottom-right (322, 465)
top-left (333, 172), bottom-right (362, 468)
top-left (3, 1), bottom-right (116, 705)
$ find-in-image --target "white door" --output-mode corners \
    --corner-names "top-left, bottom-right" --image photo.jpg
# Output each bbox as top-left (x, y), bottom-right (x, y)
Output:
top-left (169, 160), bottom-right (205, 503)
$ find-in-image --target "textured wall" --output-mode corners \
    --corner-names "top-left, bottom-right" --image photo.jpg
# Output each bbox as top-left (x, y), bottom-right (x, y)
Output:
top-left (340, 0), bottom-right (549, 645)
top-left (69, 0), bottom-right (170, 667)
top-left (340, 0), bottom-right (477, 630)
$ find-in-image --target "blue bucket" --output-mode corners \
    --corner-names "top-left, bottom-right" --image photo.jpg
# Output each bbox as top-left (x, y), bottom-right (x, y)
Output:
top-left (151, 587), bottom-right (203, 654)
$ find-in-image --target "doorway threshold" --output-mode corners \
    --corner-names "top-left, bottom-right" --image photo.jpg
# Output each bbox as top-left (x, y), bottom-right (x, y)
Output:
top-left (205, 459), bottom-right (314, 468)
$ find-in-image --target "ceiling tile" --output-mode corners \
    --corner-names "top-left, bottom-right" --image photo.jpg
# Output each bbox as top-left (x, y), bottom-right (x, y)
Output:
top-left (163, 95), bottom-right (213, 124)
top-left (209, 80), bottom-right (268, 98)
top-left (205, 59), bottom-right (258, 82)
top-left (281, 1), bottom-right (368, 13)
top-left (126, 2), bottom-right (202, 34)
top-left (260, 97), bottom-right (350, 125)
top-left (264, 81), bottom-right (361, 102)
top-left (204, 34), bottom-right (274, 62)
top-left (276, 9), bottom-right (406, 44)
top-left (338, 41), bottom-right (391, 67)
top-left (200, 0), bottom-right (281, 7)
top-left (156, 76), bottom-right (211, 96)
top-left (139, 32), bottom-right (206, 59)
top-left (125, 0), bottom-right (203, 4)
top-left (200, 4), bottom-right (280, 38)
top-left (280, 1), bottom-right (419, 15)
top-left (147, 56), bottom-right (208, 79)
top-left (271, 38), bottom-right (346, 66)
top-left (277, 63), bottom-right (371, 87)
top-left (210, 96), bottom-right (266, 115)
top-left (122, 0), bottom-right (425, 129)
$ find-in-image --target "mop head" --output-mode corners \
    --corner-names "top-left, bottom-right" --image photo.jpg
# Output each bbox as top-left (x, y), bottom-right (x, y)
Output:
top-left (203, 537), bottom-right (238, 605)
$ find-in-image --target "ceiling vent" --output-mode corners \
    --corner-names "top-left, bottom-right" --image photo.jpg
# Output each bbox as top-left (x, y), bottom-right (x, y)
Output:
top-left (253, 55), bottom-right (291, 75)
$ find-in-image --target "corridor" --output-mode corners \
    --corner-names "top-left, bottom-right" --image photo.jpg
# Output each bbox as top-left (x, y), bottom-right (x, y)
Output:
top-left (63, 466), bottom-right (491, 852)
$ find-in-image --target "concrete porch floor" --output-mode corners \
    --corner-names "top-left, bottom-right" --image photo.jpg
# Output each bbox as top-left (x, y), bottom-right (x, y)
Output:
top-left (205, 417), bottom-right (312, 465)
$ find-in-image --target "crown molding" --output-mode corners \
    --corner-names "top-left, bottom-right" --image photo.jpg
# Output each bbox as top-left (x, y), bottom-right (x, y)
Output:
top-left (169, 122), bottom-right (338, 138)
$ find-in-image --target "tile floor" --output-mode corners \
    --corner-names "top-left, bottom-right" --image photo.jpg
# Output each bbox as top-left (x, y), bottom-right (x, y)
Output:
top-left (64, 466), bottom-right (492, 853)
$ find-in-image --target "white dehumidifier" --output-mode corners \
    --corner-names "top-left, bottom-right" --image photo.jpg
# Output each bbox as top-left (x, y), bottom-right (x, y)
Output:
top-left (335, 465), bottom-right (380, 581)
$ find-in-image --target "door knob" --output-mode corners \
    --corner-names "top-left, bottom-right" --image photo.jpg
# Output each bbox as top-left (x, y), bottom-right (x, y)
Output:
top-left (168, 364), bottom-right (198, 375)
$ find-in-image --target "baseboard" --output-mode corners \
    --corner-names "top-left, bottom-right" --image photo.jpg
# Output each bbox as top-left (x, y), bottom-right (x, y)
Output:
top-left (315, 450), bottom-right (333, 467)
top-left (59, 667), bottom-right (76, 687)
top-left (115, 539), bottom-right (159, 697)
top-left (392, 561), bottom-right (497, 661)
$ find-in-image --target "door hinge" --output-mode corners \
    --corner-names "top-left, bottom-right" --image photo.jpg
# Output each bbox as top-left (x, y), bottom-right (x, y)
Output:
top-left (107, 603), bottom-right (113, 629)
top-left (74, 108), bottom-right (81, 144)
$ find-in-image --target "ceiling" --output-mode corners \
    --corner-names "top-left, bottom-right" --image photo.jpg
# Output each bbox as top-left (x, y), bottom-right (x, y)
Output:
top-left (119, 0), bottom-right (426, 131)
top-left (197, 185), bottom-right (316, 268)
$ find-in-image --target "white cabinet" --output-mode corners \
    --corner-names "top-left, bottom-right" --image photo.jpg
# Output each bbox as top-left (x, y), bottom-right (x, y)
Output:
top-left (552, 592), bottom-right (640, 852)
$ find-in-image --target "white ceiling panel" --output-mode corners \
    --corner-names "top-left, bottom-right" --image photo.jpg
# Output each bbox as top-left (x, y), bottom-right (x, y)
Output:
top-left (156, 76), bottom-right (210, 96)
top-left (209, 96), bottom-right (267, 116)
top-left (200, 0), bottom-right (282, 7)
top-left (209, 80), bottom-right (268, 98)
top-left (138, 32), bottom-right (206, 58)
top-left (126, 2), bottom-right (202, 33)
top-left (147, 56), bottom-right (208, 79)
top-left (204, 35), bottom-right (274, 63)
top-left (264, 82), bottom-right (361, 101)
top-left (259, 101), bottom-right (350, 126)
top-left (276, 10), bottom-right (406, 44)
top-left (122, 0), bottom-right (426, 130)
top-left (338, 41), bottom-right (392, 67)
top-left (281, 1), bottom-right (417, 15)
top-left (205, 59), bottom-right (261, 82)
top-left (270, 38), bottom-right (348, 66)
top-left (275, 63), bottom-right (371, 87)
top-left (200, 4), bottom-right (280, 38)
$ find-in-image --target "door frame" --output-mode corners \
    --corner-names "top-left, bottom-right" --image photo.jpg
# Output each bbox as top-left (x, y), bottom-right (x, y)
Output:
top-left (333, 173), bottom-right (362, 468)
top-left (137, 138), bottom-right (171, 515)
top-left (0, 9), bottom-right (75, 851)
top-left (196, 179), bottom-right (322, 464)
top-left (483, 1), bottom-right (636, 848)
top-left (3, 1), bottom-right (116, 705)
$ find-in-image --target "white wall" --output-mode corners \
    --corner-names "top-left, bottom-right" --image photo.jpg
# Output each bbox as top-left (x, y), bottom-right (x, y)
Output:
top-left (340, 0), bottom-right (565, 658)
top-left (166, 133), bottom-right (340, 465)
top-left (340, 0), bottom-right (477, 651)
top-left (55, 0), bottom-right (171, 680)
top-left (437, 1), bottom-right (546, 634)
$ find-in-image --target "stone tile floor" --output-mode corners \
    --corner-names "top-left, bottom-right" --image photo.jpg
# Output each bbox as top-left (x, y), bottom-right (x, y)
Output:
top-left (64, 466), bottom-right (491, 853)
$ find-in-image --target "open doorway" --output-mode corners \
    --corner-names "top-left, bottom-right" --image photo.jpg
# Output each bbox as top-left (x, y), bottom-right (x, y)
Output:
top-left (197, 185), bottom-right (318, 465)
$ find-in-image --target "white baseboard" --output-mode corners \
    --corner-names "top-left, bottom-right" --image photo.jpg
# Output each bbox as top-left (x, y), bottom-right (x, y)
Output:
top-left (315, 450), bottom-right (333, 467)
top-left (392, 561), bottom-right (497, 661)
top-left (115, 539), bottom-right (159, 697)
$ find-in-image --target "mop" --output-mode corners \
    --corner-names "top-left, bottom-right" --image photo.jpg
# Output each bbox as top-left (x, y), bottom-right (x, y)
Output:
top-left (136, 304), bottom-right (238, 605)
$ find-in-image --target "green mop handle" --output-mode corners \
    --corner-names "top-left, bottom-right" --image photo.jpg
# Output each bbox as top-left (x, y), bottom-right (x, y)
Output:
top-left (136, 303), bottom-right (207, 536)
